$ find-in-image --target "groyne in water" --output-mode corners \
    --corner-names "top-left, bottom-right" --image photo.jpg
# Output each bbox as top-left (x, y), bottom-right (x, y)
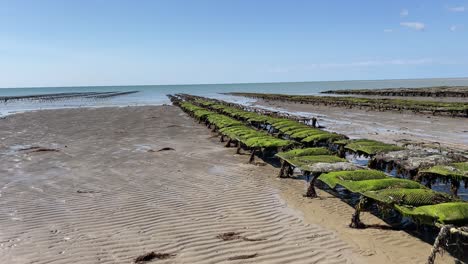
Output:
top-left (227, 92), bottom-right (468, 117)
top-left (0, 91), bottom-right (139, 103)
top-left (322, 86), bottom-right (468, 97)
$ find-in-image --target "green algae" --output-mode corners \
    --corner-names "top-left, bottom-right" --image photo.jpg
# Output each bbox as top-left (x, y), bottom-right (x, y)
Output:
top-left (396, 202), bottom-right (468, 225)
top-left (418, 162), bottom-right (468, 180)
top-left (362, 188), bottom-right (452, 207)
top-left (318, 170), bottom-right (389, 189)
top-left (275, 147), bottom-right (332, 160)
top-left (180, 101), bottom-right (291, 149)
top-left (227, 92), bottom-right (468, 117)
top-left (301, 133), bottom-right (346, 144)
top-left (338, 178), bottom-right (426, 193)
top-left (178, 97), bottom-right (468, 228)
top-left (343, 139), bottom-right (404, 156)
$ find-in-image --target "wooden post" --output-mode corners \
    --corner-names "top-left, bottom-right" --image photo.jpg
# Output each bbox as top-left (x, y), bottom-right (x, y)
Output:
top-left (278, 161), bottom-right (288, 178)
top-left (260, 148), bottom-right (265, 159)
top-left (450, 179), bottom-right (460, 197)
top-left (338, 146), bottom-right (346, 158)
top-left (425, 180), bottom-right (432, 189)
top-left (305, 173), bottom-right (319, 198)
top-left (220, 135), bottom-right (225, 142)
top-left (427, 225), bottom-right (451, 264)
top-left (225, 139), bottom-right (232, 148)
top-left (249, 148), bottom-right (257, 163)
top-left (287, 165), bottom-right (294, 176)
top-left (368, 158), bottom-right (377, 168)
top-left (349, 197), bottom-right (367, 228)
top-left (236, 145), bottom-right (242, 154)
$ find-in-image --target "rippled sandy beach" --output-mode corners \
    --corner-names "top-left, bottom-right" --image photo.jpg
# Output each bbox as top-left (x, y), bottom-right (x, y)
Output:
top-left (0, 106), bottom-right (455, 263)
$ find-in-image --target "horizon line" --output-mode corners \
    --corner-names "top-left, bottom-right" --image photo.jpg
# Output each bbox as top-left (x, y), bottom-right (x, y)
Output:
top-left (1, 76), bottom-right (468, 89)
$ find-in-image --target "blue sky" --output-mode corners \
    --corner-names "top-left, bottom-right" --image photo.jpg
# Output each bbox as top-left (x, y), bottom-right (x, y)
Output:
top-left (0, 0), bottom-right (467, 87)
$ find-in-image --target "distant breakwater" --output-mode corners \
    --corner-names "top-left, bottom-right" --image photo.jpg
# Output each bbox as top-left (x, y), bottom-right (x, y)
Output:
top-left (0, 91), bottom-right (139, 103)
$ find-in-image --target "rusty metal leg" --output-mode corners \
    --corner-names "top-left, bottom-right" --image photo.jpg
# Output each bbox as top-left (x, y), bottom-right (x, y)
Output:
top-left (349, 197), bottom-right (368, 228)
top-left (450, 179), bottom-right (460, 197)
top-left (278, 161), bottom-right (288, 178)
top-left (249, 148), bottom-right (256, 163)
top-left (305, 173), bottom-right (318, 198)
top-left (236, 145), bottom-right (242, 154)
top-left (427, 225), bottom-right (451, 264)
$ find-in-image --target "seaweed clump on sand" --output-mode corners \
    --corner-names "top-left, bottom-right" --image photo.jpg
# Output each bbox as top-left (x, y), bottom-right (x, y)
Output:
top-left (227, 253), bottom-right (258, 261)
top-left (134, 252), bottom-right (175, 263)
top-left (216, 232), bottom-right (265, 242)
top-left (18, 146), bottom-right (60, 153)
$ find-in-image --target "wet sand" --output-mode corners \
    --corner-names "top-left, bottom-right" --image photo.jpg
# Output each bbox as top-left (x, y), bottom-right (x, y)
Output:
top-left (0, 106), bottom-right (455, 263)
top-left (252, 99), bottom-right (468, 151)
top-left (0, 106), bottom-right (360, 264)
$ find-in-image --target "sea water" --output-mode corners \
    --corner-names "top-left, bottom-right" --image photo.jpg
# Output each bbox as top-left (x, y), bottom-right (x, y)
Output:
top-left (1, 78), bottom-right (468, 116)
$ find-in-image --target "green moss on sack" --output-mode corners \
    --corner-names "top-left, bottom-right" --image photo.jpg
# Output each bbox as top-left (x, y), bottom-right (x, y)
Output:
top-left (289, 155), bottom-right (346, 168)
top-left (289, 129), bottom-right (328, 140)
top-left (419, 162), bottom-right (468, 180)
top-left (362, 188), bottom-right (452, 207)
top-left (301, 133), bottom-right (346, 144)
top-left (182, 101), bottom-right (292, 149)
top-left (179, 96), bottom-right (468, 229)
top-left (243, 137), bottom-right (292, 148)
top-left (396, 202), bottom-right (468, 225)
top-left (318, 170), bottom-right (388, 189)
top-left (276, 147), bottom-right (332, 160)
top-left (344, 139), bottom-right (404, 155)
top-left (338, 178), bottom-right (426, 193)
top-left (226, 92), bottom-right (468, 117)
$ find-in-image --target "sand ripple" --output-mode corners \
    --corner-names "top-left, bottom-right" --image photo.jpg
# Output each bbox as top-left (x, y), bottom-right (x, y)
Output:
top-left (0, 106), bottom-right (359, 264)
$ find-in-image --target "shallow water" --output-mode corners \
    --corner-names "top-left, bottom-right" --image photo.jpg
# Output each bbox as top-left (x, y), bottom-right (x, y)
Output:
top-left (2, 77), bottom-right (468, 116)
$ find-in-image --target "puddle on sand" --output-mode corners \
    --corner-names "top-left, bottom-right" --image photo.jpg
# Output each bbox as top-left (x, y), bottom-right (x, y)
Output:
top-left (208, 165), bottom-right (225, 175)
top-left (2, 144), bottom-right (33, 156)
top-left (132, 144), bottom-right (154, 153)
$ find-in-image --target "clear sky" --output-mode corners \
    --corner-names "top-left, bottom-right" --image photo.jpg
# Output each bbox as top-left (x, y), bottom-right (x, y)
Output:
top-left (0, 0), bottom-right (467, 88)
